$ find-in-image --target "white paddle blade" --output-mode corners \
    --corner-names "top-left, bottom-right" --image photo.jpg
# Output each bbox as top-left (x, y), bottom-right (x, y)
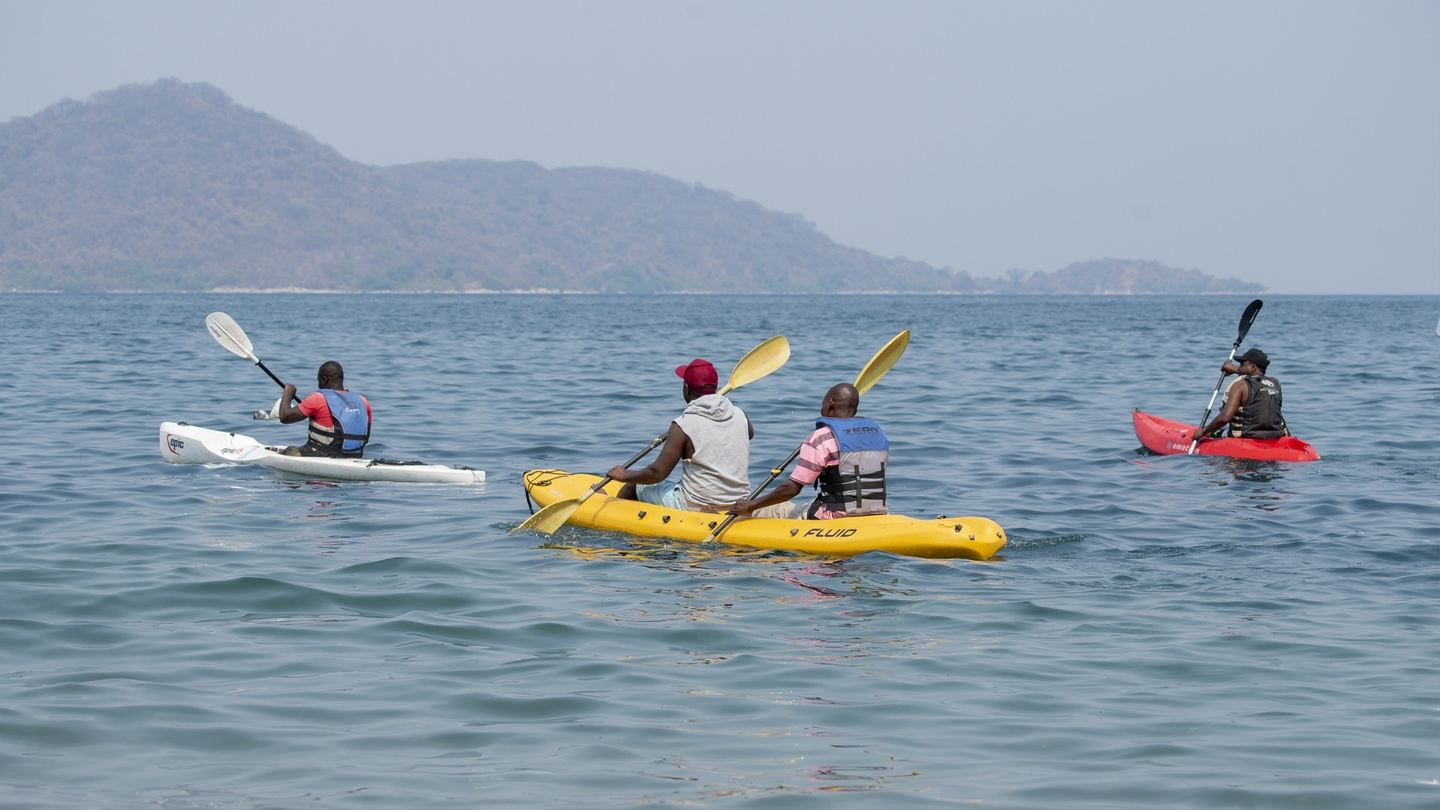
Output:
top-left (205, 312), bottom-right (257, 361)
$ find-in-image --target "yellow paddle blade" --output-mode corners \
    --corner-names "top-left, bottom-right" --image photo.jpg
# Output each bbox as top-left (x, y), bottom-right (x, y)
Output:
top-left (719, 335), bottom-right (790, 395)
top-left (512, 498), bottom-right (583, 535)
top-left (854, 329), bottom-right (910, 394)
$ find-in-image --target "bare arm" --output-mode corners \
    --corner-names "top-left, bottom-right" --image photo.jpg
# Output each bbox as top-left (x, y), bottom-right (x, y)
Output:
top-left (1198, 378), bottom-right (1245, 438)
top-left (277, 384), bottom-right (307, 424)
top-left (608, 423), bottom-right (688, 485)
top-left (731, 479), bottom-right (803, 517)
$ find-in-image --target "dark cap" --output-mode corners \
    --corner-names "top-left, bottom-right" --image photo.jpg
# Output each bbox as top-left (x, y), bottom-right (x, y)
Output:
top-left (674, 358), bottom-right (718, 393)
top-left (1234, 348), bottom-right (1269, 369)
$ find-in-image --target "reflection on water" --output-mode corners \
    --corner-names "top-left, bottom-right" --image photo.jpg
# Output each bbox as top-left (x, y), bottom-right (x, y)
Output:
top-left (1199, 457), bottom-right (1297, 512)
top-left (540, 536), bottom-right (780, 567)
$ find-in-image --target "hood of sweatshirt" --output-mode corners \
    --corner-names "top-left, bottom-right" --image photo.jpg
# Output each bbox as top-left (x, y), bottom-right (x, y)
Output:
top-left (682, 393), bottom-right (736, 423)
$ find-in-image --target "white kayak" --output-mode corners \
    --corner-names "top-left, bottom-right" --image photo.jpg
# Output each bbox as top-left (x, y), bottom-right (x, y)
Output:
top-left (159, 422), bottom-right (485, 484)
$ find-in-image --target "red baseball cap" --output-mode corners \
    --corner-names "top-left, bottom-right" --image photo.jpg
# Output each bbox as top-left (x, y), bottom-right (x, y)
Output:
top-left (674, 358), bottom-right (718, 393)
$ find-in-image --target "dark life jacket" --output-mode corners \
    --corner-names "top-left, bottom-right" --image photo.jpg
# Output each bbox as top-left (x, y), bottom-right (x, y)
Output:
top-left (1229, 375), bottom-right (1287, 439)
top-left (305, 389), bottom-right (371, 457)
top-left (813, 416), bottom-right (889, 516)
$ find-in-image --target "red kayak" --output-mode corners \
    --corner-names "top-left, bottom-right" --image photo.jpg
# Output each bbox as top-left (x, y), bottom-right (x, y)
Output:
top-left (1132, 409), bottom-right (1320, 462)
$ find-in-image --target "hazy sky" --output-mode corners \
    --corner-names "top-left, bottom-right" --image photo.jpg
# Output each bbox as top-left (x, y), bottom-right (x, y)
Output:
top-left (2, 0), bottom-right (1436, 293)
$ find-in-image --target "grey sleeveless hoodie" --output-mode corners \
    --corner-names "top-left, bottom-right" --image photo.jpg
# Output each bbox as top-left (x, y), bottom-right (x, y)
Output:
top-left (673, 394), bottom-right (750, 510)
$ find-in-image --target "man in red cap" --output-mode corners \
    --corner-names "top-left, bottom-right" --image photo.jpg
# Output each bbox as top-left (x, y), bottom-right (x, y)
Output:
top-left (609, 358), bottom-right (755, 512)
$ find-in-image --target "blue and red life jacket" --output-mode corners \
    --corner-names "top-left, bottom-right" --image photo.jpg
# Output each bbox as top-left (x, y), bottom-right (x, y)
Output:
top-left (305, 389), bottom-right (370, 457)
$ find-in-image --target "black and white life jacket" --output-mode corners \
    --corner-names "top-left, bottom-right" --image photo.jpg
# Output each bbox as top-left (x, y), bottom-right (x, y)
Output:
top-left (1228, 375), bottom-right (1287, 439)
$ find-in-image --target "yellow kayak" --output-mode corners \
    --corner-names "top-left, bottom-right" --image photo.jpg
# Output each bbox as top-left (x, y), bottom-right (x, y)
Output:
top-left (522, 470), bottom-right (1006, 560)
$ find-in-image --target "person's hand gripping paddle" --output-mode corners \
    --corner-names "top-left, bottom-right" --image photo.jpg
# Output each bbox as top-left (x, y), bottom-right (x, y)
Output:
top-left (1187, 299), bottom-right (1262, 454)
top-left (702, 329), bottom-right (910, 543)
top-left (513, 335), bottom-right (792, 535)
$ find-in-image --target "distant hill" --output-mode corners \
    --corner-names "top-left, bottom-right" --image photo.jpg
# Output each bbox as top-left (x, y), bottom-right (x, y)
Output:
top-left (0, 80), bottom-right (1261, 294)
top-left (990, 259), bottom-right (1262, 294)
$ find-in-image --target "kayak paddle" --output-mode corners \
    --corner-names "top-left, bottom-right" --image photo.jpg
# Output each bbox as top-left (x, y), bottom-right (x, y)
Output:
top-left (701, 329), bottom-right (911, 543)
top-left (1187, 299), bottom-right (1262, 454)
top-left (512, 334), bottom-right (792, 535)
top-left (205, 312), bottom-right (290, 391)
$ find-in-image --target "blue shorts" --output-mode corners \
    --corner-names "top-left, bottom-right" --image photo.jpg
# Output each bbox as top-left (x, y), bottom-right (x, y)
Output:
top-left (634, 479), bottom-right (689, 511)
top-left (634, 480), bottom-right (797, 518)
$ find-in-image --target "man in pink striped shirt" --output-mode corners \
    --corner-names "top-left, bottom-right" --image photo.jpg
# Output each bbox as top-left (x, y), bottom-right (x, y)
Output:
top-left (731, 382), bottom-right (890, 520)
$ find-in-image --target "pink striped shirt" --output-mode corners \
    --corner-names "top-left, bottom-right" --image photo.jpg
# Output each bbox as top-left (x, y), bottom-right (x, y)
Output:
top-left (789, 426), bottom-right (844, 519)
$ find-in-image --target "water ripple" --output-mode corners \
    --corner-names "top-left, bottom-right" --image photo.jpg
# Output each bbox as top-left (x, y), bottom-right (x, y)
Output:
top-left (0, 293), bottom-right (1435, 808)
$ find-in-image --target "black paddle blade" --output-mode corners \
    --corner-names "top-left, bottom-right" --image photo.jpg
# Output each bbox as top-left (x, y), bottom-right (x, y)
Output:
top-left (1235, 299), bottom-right (1263, 345)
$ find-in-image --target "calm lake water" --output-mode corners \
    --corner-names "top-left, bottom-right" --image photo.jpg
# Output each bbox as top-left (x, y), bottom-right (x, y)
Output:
top-left (0, 293), bottom-right (1437, 809)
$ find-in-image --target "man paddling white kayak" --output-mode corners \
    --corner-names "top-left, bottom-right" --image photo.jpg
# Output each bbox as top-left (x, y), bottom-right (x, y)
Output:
top-left (276, 360), bottom-right (373, 458)
top-left (195, 312), bottom-right (482, 482)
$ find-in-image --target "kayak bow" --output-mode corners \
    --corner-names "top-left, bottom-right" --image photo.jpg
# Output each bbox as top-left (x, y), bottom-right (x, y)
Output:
top-left (160, 422), bottom-right (486, 483)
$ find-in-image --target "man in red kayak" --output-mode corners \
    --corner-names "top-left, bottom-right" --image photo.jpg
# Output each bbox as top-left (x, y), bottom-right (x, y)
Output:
top-left (276, 360), bottom-right (373, 457)
top-left (609, 358), bottom-right (754, 512)
top-left (729, 382), bottom-right (889, 520)
top-left (1197, 348), bottom-right (1290, 440)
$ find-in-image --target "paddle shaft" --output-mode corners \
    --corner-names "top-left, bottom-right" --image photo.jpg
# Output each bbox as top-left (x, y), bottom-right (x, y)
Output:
top-left (1188, 300), bottom-right (1262, 454)
top-left (704, 445), bottom-right (803, 541)
top-left (519, 400), bottom-right (719, 531)
top-left (553, 428), bottom-right (672, 515)
top-left (254, 359), bottom-right (288, 391)
top-left (252, 358), bottom-right (303, 410)
top-left (590, 432), bottom-right (667, 494)
top-left (1187, 344), bottom-right (1241, 454)
top-left (703, 329), bottom-right (911, 542)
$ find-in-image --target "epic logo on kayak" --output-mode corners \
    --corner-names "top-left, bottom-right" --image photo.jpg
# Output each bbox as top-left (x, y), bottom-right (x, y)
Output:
top-left (802, 527), bottom-right (858, 538)
top-left (167, 436), bottom-right (185, 453)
